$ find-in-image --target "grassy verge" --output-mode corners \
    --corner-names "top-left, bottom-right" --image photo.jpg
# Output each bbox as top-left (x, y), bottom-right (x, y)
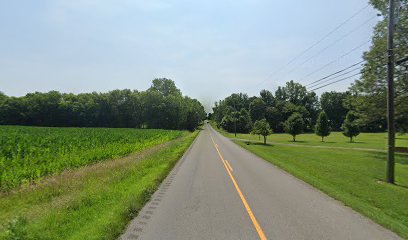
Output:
top-left (211, 123), bottom-right (408, 238)
top-left (0, 131), bottom-right (198, 240)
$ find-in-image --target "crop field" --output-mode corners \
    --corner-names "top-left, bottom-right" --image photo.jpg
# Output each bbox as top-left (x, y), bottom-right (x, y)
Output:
top-left (0, 126), bottom-right (185, 191)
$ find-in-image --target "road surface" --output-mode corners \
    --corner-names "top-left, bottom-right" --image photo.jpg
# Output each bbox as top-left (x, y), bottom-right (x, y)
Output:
top-left (121, 123), bottom-right (400, 240)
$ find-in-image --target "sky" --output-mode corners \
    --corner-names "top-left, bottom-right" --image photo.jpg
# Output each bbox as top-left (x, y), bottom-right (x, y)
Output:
top-left (0, 0), bottom-right (380, 111)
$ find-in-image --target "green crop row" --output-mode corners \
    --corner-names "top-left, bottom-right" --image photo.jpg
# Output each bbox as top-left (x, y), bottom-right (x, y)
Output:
top-left (0, 126), bottom-right (184, 191)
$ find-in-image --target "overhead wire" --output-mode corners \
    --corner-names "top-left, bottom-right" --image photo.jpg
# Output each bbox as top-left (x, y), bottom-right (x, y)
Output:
top-left (304, 60), bottom-right (365, 86)
top-left (309, 72), bottom-right (361, 91)
top-left (284, 15), bottom-right (378, 76)
top-left (308, 65), bottom-right (364, 88)
top-left (254, 3), bottom-right (371, 88)
top-left (301, 39), bottom-right (371, 80)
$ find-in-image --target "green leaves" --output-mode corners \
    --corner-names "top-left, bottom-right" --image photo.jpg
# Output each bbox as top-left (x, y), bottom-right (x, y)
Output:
top-left (315, 111), bottom-right (331, 142)
top-left (251, 119), bottom-right (272, 144)
top-left (283, 113), bottom-right (304, 142)
top-left (0, 79), bottom-right (206, 131)
top-left (342, 111), bottom-right (360, 142)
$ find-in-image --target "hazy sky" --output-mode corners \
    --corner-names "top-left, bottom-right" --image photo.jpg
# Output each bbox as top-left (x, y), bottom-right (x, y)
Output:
top-left (0, 0), bottom-right (380, 111)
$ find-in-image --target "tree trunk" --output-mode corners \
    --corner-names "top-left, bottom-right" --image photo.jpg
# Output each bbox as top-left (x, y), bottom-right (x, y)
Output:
top-left (321, 136), bottom-right (324, 142)
top-left (293, 135), bottom-right (296, 142)
top-left (350, 136), bottom-right (353, 143)
top-left (263, 136), bottom-right (266, 145)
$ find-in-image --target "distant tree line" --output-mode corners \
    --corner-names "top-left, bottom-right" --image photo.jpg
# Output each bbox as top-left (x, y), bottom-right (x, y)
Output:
top-left (212, 81), bottom-right (321, 134)
top-left (0, 78), bottom-right (206, 131)
top-left (211, 79), bottom-right (406, 141)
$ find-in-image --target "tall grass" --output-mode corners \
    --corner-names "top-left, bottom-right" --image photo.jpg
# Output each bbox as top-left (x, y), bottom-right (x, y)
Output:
top-left (0, 126), bottom-right (184, 191)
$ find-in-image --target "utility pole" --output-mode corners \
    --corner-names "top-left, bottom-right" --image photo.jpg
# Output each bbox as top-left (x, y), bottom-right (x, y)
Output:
top-left (386, 0), bottom-right (396, 184)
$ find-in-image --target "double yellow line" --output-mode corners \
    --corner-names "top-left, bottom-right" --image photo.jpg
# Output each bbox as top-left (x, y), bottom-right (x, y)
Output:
top-left (210, 134), bottom-right (267, 240)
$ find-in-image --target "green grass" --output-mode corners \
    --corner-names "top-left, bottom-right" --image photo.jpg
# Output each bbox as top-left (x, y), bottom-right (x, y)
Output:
top-left (215, 126), bottom-right (408, 150)
top-left (0, 130), bottom-right (198, 240)
top-left (0, 126), bottom-right (184, 191)
top-left (212, 122), bottom-right (408, 238)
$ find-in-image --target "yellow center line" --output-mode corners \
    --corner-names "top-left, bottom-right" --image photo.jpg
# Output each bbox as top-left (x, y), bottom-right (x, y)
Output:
top-left (225, 160), bottom-right (233, 172)
top-left (210, 134), bottom-right (267, 240)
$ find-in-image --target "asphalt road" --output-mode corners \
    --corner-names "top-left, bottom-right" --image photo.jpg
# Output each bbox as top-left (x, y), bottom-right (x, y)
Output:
top-left (120, 123), bottom-right (401, 240)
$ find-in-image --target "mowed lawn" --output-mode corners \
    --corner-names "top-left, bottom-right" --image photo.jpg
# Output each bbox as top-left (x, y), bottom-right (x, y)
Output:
top-left (0, 129), bottom-right (198, 240)
top-left (222, 130), bottom-right (408, 150)
top-left (212, 125), bottom-right (408, 238)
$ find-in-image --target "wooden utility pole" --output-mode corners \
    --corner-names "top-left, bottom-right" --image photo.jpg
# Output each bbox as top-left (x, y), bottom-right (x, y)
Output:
top-left (386, 0), bottom-right (396, 184)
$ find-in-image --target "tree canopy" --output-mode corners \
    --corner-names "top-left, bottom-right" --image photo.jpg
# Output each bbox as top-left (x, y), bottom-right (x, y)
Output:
top-left (284, 113), bottom-right (304, 142)
top-left (342, 111), bottom-right (360, 142)
top-left (315, 111), bottom-right (331, 142)
top-left (251, 119), bottom-right (272, 145)
top-left (320, 91), bottom-right (349, 131)
top-left (212, 81), bottom-right (319, 134)
top-left (0, 79), bottom-right (206, 131)
top-left (350, 0), bottom-right (408, 133)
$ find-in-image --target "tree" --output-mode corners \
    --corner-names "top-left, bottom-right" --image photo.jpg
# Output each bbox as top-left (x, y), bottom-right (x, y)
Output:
top-left (0, 79), bottom-right (206, 131)
top-left (320, 91), bottom-right (349, 130)
top-left (342, 111), bottom-right (360, 142)
top-left (275, 81), bottom-right (319, 131)
top-left (284, 113), bottom-right (304, 142)
top-left (315, 111), bottom-right (331, 142)
top-left (350, 0), bottom-right (407, 132)
top-left (251, 119), bottom-right (272, 145)
top-left (149, 78), bottom-right (181, 97)
top-left (237, 108), bottom-right (252, 133)
top-left (249, 98), bottom-right (265, 121)
top-left (259, 89), bottom-right (274, 105)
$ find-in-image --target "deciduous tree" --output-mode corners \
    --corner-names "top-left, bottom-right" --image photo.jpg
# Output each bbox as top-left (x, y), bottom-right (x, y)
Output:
top-left (284, 113), bottom-right (304, 142)
top-left (315, 111), bottom-right (331, 142)
top-left (251, 119), bottom-right (272, 145)
top-left (342, 111), bottom-right (360, 142)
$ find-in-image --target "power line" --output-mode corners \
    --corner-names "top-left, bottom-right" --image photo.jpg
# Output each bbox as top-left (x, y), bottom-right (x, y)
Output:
top-left (305, 60), bottom-right (365, 86)
top-left (308, 59), bottom-right (403, 92)
top-left (309, 72), bottom-right (361, 91)
top-left (301, 39), bottom-right (371, 80)
top-left (308, 65), bottom-right (363, 88)
top-left (305, 49), bottom-right (392, 88)
top-left (254, 3), bottom-right (370, 88)
top-left (285, 15), bottom-right (377, 76)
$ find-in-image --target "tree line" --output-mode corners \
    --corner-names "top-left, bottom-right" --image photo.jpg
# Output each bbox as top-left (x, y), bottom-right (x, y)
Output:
top-left (210, 81), bottom-right (358, 139)
top-left (0, 78), bottom-right (206, 131)
top-left (211, 80), bottom-right (405, 143)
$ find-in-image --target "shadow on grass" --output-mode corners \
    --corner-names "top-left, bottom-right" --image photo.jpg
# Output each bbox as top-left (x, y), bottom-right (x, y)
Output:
top-left (369, 152), bottom-right (408, 165)
top-left (376, 178), bottom-right (408, 189)
top-left (244, 141), bottom-right (274, 147)
top-left (286, 140), bottom-right (307, 143)
top-left (396, 183), bottom-right (408, 189)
